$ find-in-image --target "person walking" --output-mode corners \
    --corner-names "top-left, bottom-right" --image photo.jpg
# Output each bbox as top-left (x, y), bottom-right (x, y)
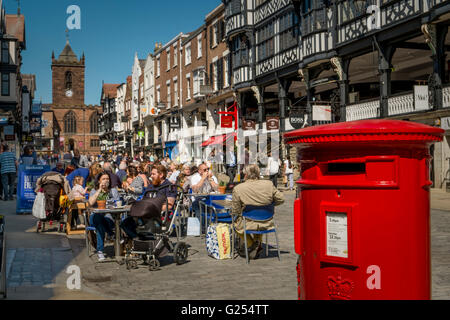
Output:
top-left (225, 149), bottom-right (237, 184)
top-left (284, 157), bottom-right (294, 191)
top-left (0, 144), bottom-right (18, 201)
top-left (267, 152), bottom-right (280, 187)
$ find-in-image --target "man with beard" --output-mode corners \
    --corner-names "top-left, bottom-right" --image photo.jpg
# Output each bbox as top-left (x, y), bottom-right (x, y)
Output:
top-left (120, 165), bottom-right (177, 240)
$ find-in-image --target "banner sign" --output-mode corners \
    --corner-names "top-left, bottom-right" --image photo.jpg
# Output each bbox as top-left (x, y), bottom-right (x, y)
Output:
top-left (221, 115), bottom-right (233, 128)
top-left (16, 165), bottom-right (51, 214)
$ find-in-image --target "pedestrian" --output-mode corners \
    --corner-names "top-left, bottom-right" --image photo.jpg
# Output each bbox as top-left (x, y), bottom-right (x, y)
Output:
top-left (232, 164), bottom-right (285, 259)
top-left (20, 146), bottom-right (36, 165)
top-left (116, 161), bottom-right (128, 183)
top-left (52, 162), bottom-right (65, 175)
top-left (284, 157), bottom-right (294, 191)
top-left (267, 152), bottom-right (280, 187)
top-left (71, 149), bottom-right (81, 168)
top-left (0, 144), bottom-right (18, 201)
top-left (225, 149), bottom-right (237, 184)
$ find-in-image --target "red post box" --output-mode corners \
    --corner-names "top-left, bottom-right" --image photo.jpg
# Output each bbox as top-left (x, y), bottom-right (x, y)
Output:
top-left (284, 120), bottom-right (444, 300)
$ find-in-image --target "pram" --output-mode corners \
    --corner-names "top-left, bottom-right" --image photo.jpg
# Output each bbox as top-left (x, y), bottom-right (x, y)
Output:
top-left (35, 172), bottom-right (72, 233)
top-left (124, 184), bottom-right (189, 271)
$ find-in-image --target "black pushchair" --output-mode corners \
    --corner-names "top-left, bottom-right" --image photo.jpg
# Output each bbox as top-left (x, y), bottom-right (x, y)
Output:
top-left (124, 184), bottom-right (189, 271)
top-left (35, 172), bottom-right (70, 233)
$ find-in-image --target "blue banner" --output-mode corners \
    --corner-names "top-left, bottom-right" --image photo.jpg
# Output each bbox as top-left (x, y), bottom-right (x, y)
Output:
top-left (16, 165), bottom-right (50, 214)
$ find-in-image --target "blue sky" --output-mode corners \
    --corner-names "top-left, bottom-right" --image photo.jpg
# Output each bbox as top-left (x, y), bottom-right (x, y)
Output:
top-left (4, 0), bottom-right (220, 105)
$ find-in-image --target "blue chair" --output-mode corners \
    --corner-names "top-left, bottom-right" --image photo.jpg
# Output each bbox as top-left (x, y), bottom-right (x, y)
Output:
top-left (242, 203), bottom-right (280, 264)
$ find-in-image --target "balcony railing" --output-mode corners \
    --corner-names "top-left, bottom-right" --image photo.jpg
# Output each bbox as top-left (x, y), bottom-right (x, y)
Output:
top-left (345, 86), bottom-right (450, 121)
top-left (346, 98), bottom-right (380, 121)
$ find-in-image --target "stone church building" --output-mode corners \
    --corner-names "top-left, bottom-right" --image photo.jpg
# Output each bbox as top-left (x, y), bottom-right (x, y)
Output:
top-left (44, 40), bottom-right (101, 155)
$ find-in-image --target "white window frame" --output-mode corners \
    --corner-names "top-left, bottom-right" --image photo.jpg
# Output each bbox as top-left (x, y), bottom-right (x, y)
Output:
top-left (173, 77), bottom-right (178, 107)
top-left (213, 23), bottom-right (218, 47)
top-left (185, 43), bottom-right (191, 66)
top-left (223, 54), bottom-right (229, 88)
top-left (186, 74), bottom-right (191, 101)
top-left (166, 48), bottom-right (171, 71)
top-left (173, 44), bottom-right (178, 67)
top-left (156, 85), bottom-right (161, 104)
top-left (166, 80), bottom-right (171, 109)
top-left (156, 56), bottom-right (160, 77)
top-left (197, 35), bottom-right (202, 59)
top-left (193, 69), bottom-right (205, 98)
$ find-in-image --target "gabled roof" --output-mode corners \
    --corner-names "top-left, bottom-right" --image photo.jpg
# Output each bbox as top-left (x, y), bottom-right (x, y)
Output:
top-left (5, 14), bottom-right (25, 46)
top-left (102, 84), bottom-right (120, 98)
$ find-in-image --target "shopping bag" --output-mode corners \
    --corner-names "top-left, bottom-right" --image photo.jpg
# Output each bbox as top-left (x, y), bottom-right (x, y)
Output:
top-left (186, 217), bottom-right (200, 236)
top-left (206, 223), bottom-right (232, 260)
top-left (32, 192), bottom-right (46, 220)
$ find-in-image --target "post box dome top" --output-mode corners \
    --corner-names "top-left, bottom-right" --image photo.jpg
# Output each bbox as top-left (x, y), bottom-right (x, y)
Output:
top-left (284, 120), bottom-right (444, 145)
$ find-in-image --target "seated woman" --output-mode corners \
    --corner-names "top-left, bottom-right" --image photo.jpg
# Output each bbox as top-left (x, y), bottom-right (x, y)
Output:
top-left (122, 166), bottom-right (144, 197)
top-left (138, 163), bottom-right (150, 188)
top-left (88, 172), bottom-right (121, 261)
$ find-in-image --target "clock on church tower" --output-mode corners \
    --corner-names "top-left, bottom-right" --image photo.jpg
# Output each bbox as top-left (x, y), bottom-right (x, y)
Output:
top-left (51, 40), bottom-right (85, 107)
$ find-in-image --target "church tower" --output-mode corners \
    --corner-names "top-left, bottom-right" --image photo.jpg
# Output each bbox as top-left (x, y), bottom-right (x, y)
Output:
top-left (51, 40), bottom-right (85, 106)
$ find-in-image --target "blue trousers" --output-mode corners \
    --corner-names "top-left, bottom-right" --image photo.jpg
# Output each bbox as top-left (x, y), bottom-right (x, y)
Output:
top-left (89, 213), bottom-right (114, 252)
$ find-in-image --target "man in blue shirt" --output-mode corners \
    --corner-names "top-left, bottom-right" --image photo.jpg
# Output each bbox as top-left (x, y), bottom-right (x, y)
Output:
top-left (52, 162), bottom-right (65, 175)
top-left (0, 145), bottom-right (17, 201)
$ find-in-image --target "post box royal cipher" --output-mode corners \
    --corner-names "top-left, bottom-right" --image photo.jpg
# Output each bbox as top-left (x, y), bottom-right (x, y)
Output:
top-left (285, 120), bottom-right (444, 300)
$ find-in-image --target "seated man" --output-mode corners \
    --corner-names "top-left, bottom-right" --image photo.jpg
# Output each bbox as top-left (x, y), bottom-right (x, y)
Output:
top-left (121, 165), bottom-right (177, 240)
top-left (232, 164), bottom-right (284, 259)
top-left (187, 163), bottom-right (219, 220)
top-left (189, 163), bottom-right (218, 194)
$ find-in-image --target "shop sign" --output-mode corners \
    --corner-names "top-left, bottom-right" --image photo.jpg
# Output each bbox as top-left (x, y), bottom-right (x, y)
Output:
top-left (221, 115), bottom-right (233, 128)
top-left (243, 119), bottom-right (256, 130)
top-left (4, 125), bottom-right (15, 141)
top-left (289, 110), bottom-right (306, 129)
top-left (312, 105), bottom-right (332, 121)
top-left (441, 117), bottom-right (450, 130)
top-left (266, 117), bottom-right (279, 130)
top-left (414, 85), bottom-right (429, 111)
top-left (170, 116), bottom-right (180, 129)
top-left (138, 131), bottom-right (145, 138)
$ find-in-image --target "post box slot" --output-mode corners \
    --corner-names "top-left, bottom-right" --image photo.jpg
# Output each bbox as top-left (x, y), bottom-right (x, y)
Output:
top-left (327, 163), bottom-right (366, 174)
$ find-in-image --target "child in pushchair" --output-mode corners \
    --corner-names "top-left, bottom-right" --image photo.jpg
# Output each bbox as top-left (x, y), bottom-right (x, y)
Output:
top-left (34, 172), bottom-right (72, 233)
top-left (122, 184), bottom-right (189, 271)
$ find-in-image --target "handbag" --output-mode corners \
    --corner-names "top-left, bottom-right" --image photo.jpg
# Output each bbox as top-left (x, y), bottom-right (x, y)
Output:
top-left (205, 223), bottom-right (232, 260)
top-left (32, 192), bottom-right (46, 220)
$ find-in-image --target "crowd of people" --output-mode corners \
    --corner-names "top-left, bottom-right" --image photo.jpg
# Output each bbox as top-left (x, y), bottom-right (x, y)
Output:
top-left (1, 144), bottom-right (296, 262)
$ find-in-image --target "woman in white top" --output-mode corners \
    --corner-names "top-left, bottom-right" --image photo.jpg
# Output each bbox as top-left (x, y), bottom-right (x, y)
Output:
top-left (284, 157), bottom-right (294, 191)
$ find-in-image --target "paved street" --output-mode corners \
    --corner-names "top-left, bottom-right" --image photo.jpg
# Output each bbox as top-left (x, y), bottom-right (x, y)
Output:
top-left (1, 188), bottom-right (450, 300)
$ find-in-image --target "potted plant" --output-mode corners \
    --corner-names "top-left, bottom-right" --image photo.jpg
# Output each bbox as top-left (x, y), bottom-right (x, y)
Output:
top-left (97, 192), bottom-right (108, 209)
top-left (218, 181), bottom-right (227, 194)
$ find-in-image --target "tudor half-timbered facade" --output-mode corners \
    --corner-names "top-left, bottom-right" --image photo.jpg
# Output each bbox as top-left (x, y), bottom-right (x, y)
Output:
top-left (222, 0), bottom-right (450, 189)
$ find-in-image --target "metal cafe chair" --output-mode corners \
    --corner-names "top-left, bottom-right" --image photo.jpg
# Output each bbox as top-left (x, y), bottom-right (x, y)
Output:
top-left (241, 203), bottom-right (280, 264)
